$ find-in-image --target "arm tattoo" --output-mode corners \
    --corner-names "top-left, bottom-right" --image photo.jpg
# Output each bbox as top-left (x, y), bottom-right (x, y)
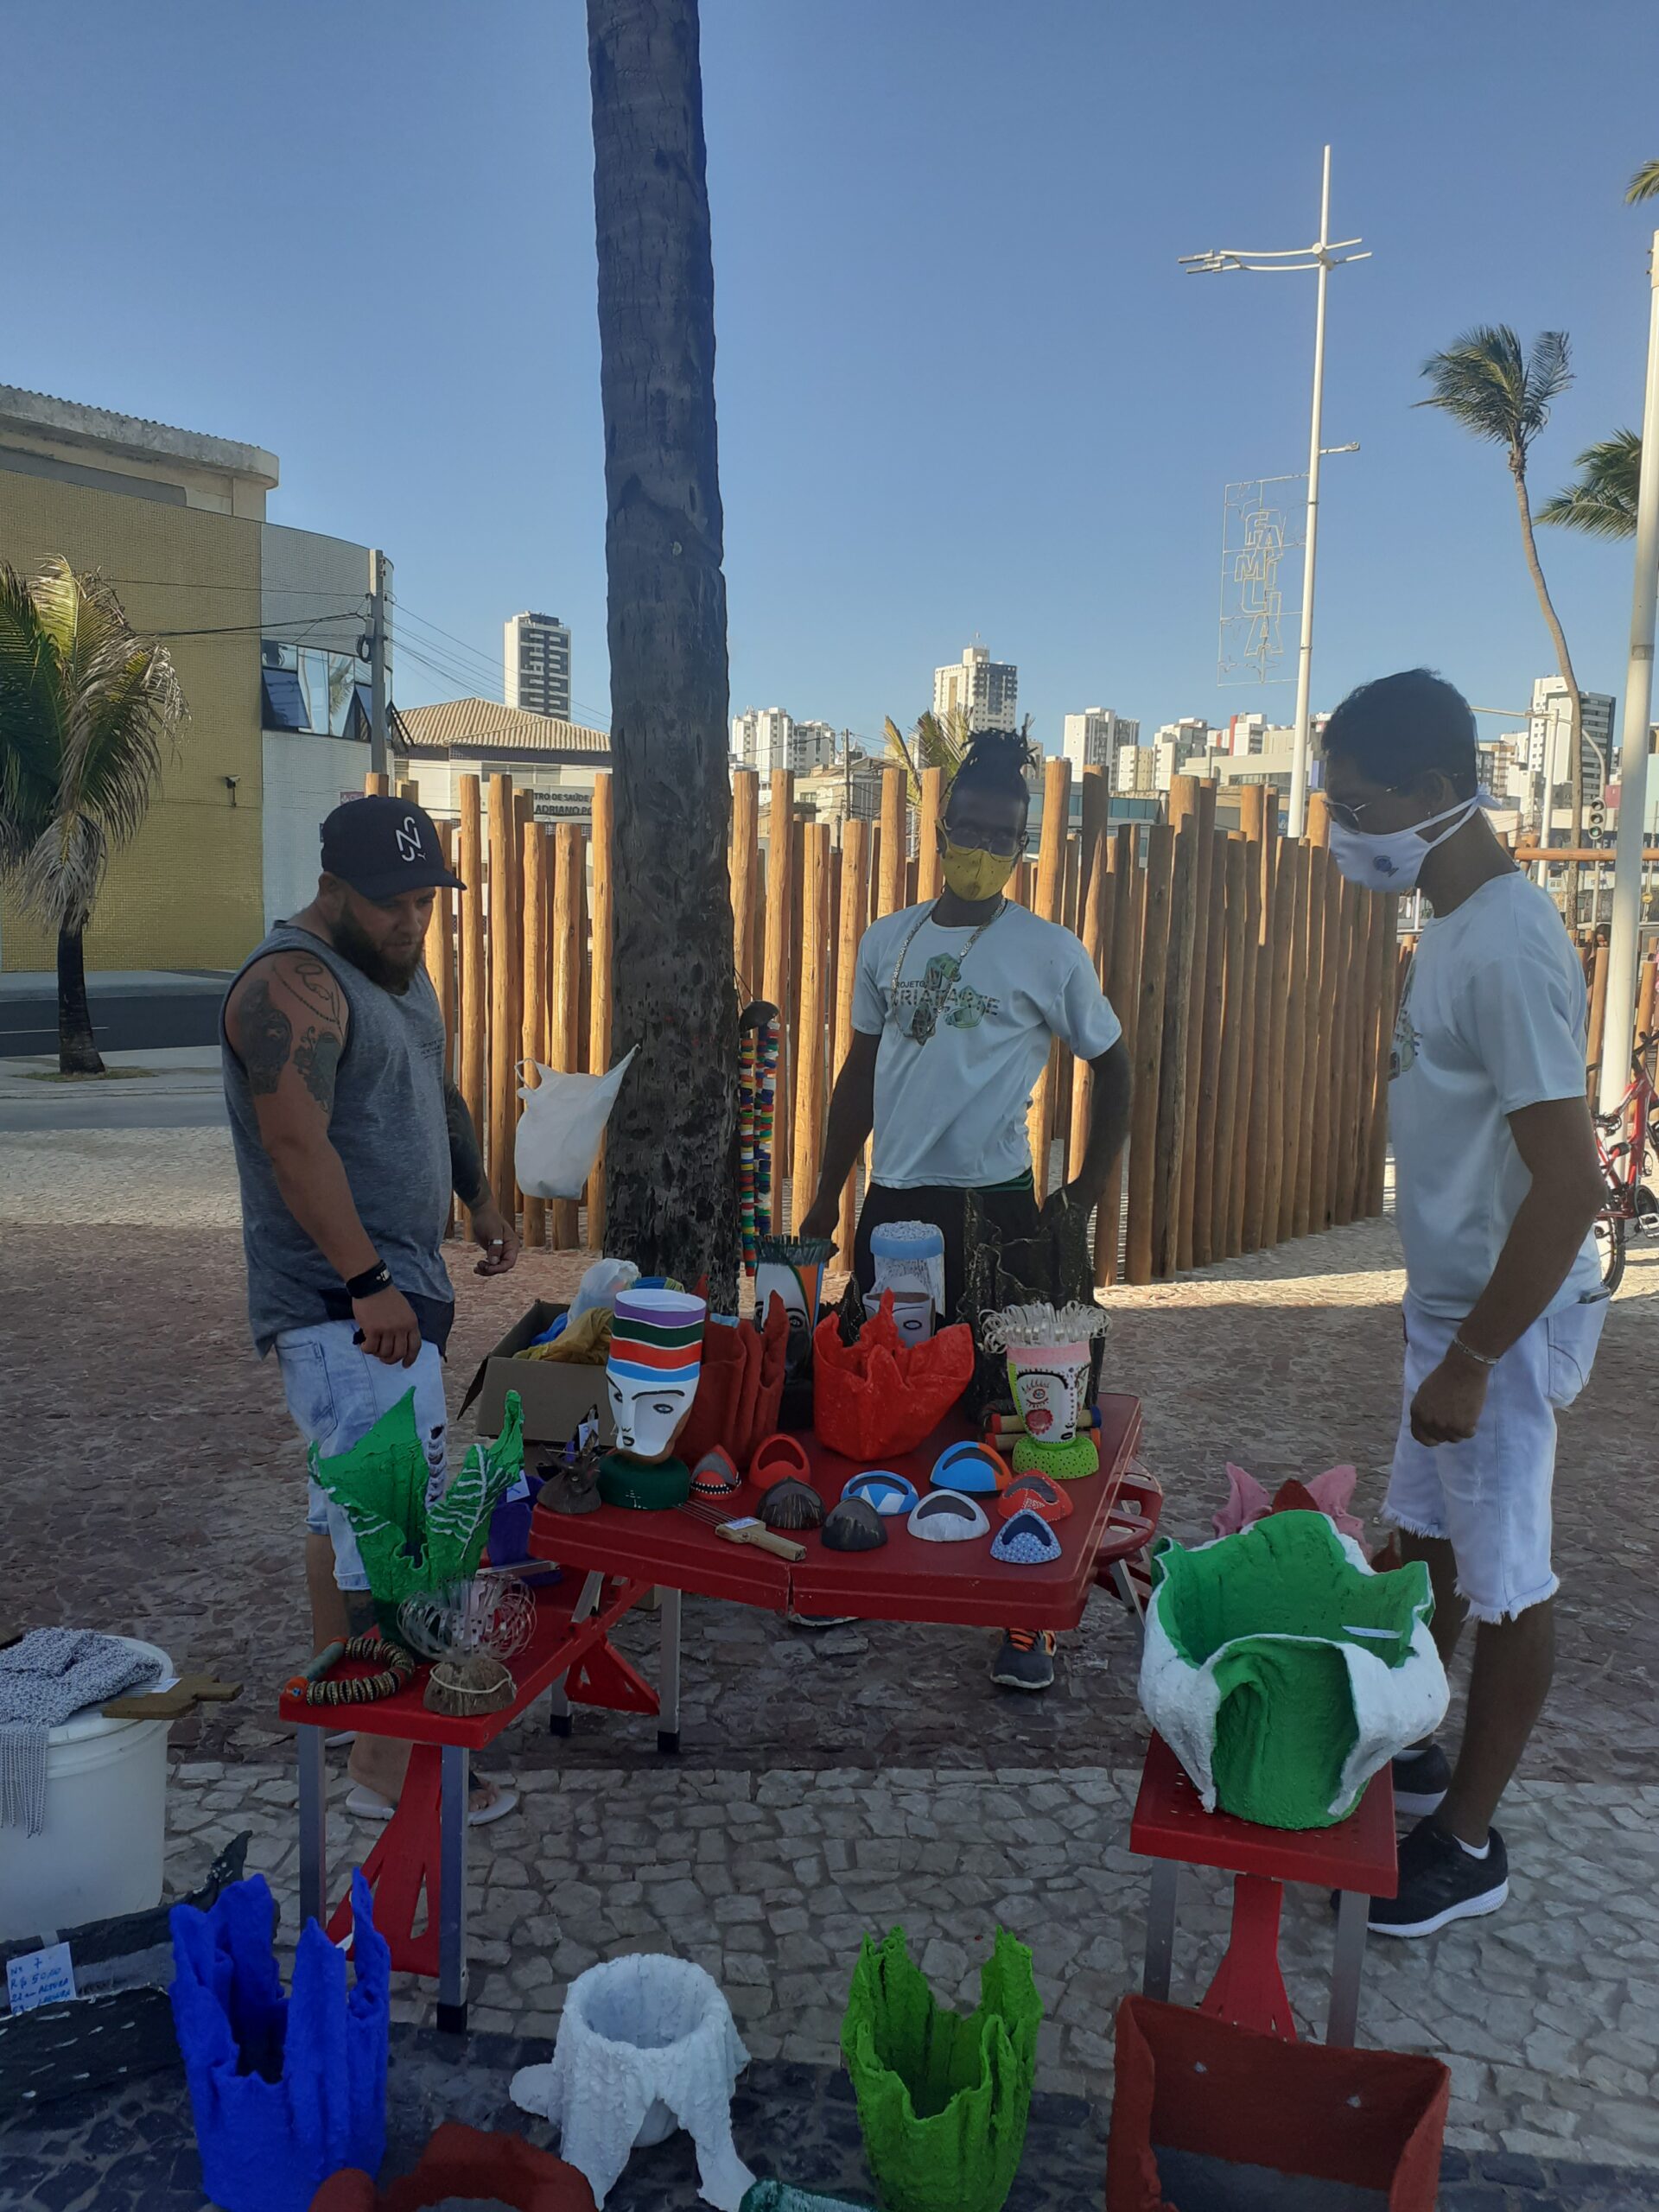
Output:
top-left (293, 1026), bottom-right (342, 1113)
top-left (238, 980), bottom-right (292, 1096)
top-left (442, 1079), bottom-right (488, 1208)
top-left (286, 956), bottom-right (346, 1029)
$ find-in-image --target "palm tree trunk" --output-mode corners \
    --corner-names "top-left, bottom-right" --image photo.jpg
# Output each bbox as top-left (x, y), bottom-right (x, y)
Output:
top-left (587, 0), bottom-right (741, 1304)
top-left (56, 922), bottom-right (105, 1075)
top-left (1513, 463), bottom-right (1584, 923)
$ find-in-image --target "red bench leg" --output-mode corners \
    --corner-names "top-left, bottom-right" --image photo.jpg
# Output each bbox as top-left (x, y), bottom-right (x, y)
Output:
top-left (1199, 1872), bottom-right (1297, 2041)
top-left (327, 1741), bottom-right (444, 1980)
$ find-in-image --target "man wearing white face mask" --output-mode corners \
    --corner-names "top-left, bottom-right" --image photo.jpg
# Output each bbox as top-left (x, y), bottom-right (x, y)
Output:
top-left (1321, 670), bottom-right (1607, 1937)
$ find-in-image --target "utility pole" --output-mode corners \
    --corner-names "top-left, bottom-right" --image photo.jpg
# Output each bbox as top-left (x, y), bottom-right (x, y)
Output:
top-left (368, 549), bottom-right (391, 780)
top-left (1599, 231), bottom-right (1659, 1116)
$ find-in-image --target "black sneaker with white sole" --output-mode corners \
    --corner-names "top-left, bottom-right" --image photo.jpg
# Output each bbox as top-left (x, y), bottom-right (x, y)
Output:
top-left (990, 1628), bottom-right (1056, 1692)
top-left (1366, 1817), bottom-right (1508, 1937)
top-left (1391, 1741), bottom-right (1452, 1818)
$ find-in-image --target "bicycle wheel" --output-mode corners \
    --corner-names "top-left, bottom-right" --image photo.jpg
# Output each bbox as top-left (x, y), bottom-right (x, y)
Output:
top-left (1594, 1211), bottom-right (1626, 1294)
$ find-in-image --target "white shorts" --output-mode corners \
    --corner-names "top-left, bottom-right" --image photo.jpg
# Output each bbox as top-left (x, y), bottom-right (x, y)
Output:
top-left (1384, 1291), bottom-right (1606, 1623)
top-left (275, 1319), bottom-right (448, 1593)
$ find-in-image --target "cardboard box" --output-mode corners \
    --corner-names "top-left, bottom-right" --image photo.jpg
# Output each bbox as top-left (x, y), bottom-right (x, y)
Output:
top-left (459, 1301), bottom-right (615, 1448)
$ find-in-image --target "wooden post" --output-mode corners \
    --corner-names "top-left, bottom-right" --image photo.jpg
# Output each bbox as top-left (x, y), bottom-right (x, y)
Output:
top-left (1068, 825), bottom-right (1113, 1181)
top-left (546, 821), bottom-right (582, 1248)
top-left (1191, 822), bottom-right (1229, 1267)
top-left (1228, 844), bottom-right (1264, 1258)
top-left (423, 821), bottom-right (457, 1068)
top-left (731, 767), bottom-right (760, 1004)
top-left (519, 823), bottom-right (550, 1249)
top-left (786, 810), bottom-right (805, 1166)
top-left (1334, 880), bottom-right (1367, 1225)
top-left (1241, 830), bottom-right (1279, 1254)
top-left (1355, 890), bottom-right (1389, 1217)
top-left (486, 773), bottom-right (518, 1212)
top-left (1294, 847), bottom-right (1330, 1239)
top-left (363, 771), bottom-right (390, 798)
top-left (826, 841), bottom-right (843, 1052)
top-left (587, 772), bottom-right (615, 1251)
top-left (916, 766), bottom-right (944, 901)
top-left (1078, 765), bottom-right (1111, 918)
top-left (458, 777), bottom-right (486, 1192)
top-left (1096, 825), bottom-right (1141, 1287)
top-left (1125, 823), bottom-right (1174, 1286)
top-left (791, 823), bottom-right (831, 1224)
top-left (879, 766), bottom-right (907, 916)
top-left (397, 779), bottom-right (419, 803)
top-left (1211, 836), bottom-right (1249, 1260)
top-left (834, 817), bottom-right (872, 1257)
top-left (1257, 837), bottom-right (1298, 1248)
top-left (1586, 941), bottom-right (1610, 1104)
top-left (764, 771), bottom-right (795, 1162)
top-left (1056, 828), bottom-right (1084, 1156)
top-left (1635, 944), bottom-right (1657, 1058)
top-left (1274, 842), bottom-right (1311, 1245)
top-left (1307, 860), bottom-right (1344, 1232)
top-left (1172, 780), bottom-right (1216, 1268)
top-left (1027, 756), bottom-right (1072, 1199)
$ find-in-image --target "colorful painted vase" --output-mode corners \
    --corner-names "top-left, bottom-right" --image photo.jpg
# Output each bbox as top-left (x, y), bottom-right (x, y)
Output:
top-left (606, 1289), bottom-right (707, 1465)
top-left (1006, 1339), bottom-right (1091, 1447)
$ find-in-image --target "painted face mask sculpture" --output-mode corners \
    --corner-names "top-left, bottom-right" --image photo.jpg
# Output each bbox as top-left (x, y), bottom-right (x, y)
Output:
top-left (980, 1300), bottom-right (1109, 1479)
top-left (755, 1236), bottom-right (833, 1374)
top-left (606, 1288), bottom-right (708, 1465)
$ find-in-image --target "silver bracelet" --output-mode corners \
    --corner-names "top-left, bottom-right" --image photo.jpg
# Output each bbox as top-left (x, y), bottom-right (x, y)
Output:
top-left (1450, 1334), bottom-right (1500, 1370)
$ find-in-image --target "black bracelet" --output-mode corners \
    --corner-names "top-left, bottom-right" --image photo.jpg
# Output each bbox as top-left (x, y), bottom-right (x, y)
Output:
top-left (346, 1260), bottom-right (393, 1301)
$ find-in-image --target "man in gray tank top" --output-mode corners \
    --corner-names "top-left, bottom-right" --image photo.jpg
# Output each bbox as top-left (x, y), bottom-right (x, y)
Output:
top-left (223, 796), bottom-right (519, 1825)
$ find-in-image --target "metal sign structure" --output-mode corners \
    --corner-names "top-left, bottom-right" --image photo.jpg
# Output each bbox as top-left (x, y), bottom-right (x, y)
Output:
top-left (1218, 474), bottom-right (1305, 684)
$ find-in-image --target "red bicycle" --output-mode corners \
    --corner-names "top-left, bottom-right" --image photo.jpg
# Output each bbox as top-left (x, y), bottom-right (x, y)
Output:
top-left (1592, 1030), bottom-right (1659, 1294)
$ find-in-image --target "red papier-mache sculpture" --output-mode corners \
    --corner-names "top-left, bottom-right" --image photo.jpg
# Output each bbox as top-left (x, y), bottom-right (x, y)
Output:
top-left (811, 1292), bottom-right (976, 1460)
top-left (310, 2120), bottom-right (597, 2211)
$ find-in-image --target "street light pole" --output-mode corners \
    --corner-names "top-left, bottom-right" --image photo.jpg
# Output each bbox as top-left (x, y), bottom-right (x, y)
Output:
top-left (1182, 144), bottom-right (1367, 837)
top-left (1599, 228), bottom-right (1659, 1116)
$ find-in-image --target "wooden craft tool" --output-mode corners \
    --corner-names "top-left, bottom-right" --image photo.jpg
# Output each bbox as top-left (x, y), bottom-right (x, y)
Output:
top-left (102, 1675), bottom-right (244, 1720)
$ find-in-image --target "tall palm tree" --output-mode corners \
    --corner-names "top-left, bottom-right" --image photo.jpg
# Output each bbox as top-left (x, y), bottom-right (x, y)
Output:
top-left (0, 559), bottom-right (183, 1073)
top-left (1418, 327), bottom-right (1588, 868)
top-left (882, 706), bottom-right (971, 803)
top-left (1539, 429), bottom-right (1642, 540)
top-left (1626, 162), bottom-right (1659, 204)
top-left (586, 0), bottom-right (741, 1300)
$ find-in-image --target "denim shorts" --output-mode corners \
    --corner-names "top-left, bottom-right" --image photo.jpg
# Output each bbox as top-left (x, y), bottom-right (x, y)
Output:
top-left (1384, 1291), bottom-right (1606, 1623)
top-left (275, 1319), bottom-right (448, 1592)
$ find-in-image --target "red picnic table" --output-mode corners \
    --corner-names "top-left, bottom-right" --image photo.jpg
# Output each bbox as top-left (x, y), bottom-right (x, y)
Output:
top-left (283, 1392), bottom-right (1147, 2031)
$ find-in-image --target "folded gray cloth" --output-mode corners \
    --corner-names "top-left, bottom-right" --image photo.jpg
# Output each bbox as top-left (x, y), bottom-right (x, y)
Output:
top-left (0, 1630), bottom-right (161, 1836)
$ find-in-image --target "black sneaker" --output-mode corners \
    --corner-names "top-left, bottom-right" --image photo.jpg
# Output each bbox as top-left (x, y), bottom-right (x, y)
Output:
top-left (1366, 1818), bottom-right (1509, 1937)
top-left (1391, 1741), bottom-right (1452, 1818)
top-left (991, 1628), bottom-right (1056, 1692)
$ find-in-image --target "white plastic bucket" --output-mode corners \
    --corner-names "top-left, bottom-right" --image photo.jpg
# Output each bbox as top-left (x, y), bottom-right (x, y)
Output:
top-left (0, 1637), bottom-right (172, 1942)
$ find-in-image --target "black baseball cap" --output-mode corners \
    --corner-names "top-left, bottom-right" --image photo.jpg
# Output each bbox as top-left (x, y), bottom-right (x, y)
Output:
top-left (320, 796), bottom-right (466, 900)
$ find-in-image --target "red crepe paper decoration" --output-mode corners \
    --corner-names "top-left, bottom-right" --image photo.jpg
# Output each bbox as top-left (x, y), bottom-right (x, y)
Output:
top-left (309, 2122), bottom-right (596, 2210)
top-left (677, 1294), bottom-right (789, 1471)
top-left (811, 1292), bottom-right (975, 1460)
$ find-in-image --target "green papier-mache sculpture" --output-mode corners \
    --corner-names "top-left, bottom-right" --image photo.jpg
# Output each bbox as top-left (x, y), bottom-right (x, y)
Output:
top-left (1139, 1510), bottom-right (1450, 1830)
top-left (839, 1927), bottom-right (1041, 2212)
top-left (308, 1388), bottom-right (525, 1621)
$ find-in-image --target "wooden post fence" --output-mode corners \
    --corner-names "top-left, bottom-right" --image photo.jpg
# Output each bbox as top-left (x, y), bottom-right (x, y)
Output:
top-left (917, 766), bottom-right (944, 900)
top-left (1096, 825), bottom-right (1141, 1287)
top-left (791, 823), bottom-right (832, 1225)
top-left (1153, 804), bottom-right (1200, 1277)
top-left (731, 767), bottom-right (760, 1005)
top-left (1191, 814), bottom-right (1229, 1267)
top-left (519, 822), bottom-right (550, 1249)
top-left (1027, 756), bottom-right (1071, 1199)
top-left (587, 772), bottom-right (615, 1251)
top-left (549, 821), bottom-right (582, 1248)
top-left (764, 772), bottom-right (794, 1165)
top-left (1126, 822), bottom-right (1175, 1286)
top-left (1211, 836), bottom-right (1249, 1261)
top-left (458, 777), bottom-right (486, 1190)
top-left (486, 773), bottom-right (518, 1211)
top-left (833, 817), bottom-right (872, 1257)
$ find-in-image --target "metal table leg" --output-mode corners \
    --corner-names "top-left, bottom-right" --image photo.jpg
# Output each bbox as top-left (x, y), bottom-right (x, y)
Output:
top-left (296, 1723), bottom-right (327, 1932)
top-left (549, 1569), bottom-right (606, 1737)
top-left (1327, 1885), bottom-right (1369, 2046)
top-left (435, 1744), bottom-right (470, 2034)
top-left (658, 1586), bottom-right (683, 1755)
top-left (1144, 1859), bottom-right (1179, 2000)
top-left (1110, 1558), bottom-right (1145, 1639)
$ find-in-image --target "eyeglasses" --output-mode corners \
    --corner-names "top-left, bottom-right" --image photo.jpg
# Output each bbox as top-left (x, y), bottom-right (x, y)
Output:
top-left (943, 823), bottom-right (1028, 858)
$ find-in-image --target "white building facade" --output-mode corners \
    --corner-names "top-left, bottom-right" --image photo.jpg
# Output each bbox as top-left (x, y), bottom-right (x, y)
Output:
top-left (505, 612), bottom-right (573, 720)
top-left (1527, 677), bottom-right (1615, 820)
top-left (1062, 709), bottom-right (1138, 773)
top-left (934, 645), bottom-right (1018, 732)
top-left (731, 709), bottom-right (836, 777)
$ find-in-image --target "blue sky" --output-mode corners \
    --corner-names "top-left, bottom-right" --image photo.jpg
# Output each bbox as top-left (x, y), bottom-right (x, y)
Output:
top-left (6, 0), bottom-right (1659, 748)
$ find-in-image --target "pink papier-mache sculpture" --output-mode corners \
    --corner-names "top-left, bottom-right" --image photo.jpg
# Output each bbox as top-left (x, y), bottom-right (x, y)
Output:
top-left (1211, 1462), bottom-right (1366, 1545)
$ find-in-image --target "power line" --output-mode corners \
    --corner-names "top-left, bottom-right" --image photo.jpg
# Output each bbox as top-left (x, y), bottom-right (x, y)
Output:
top-left (152, 605), bottom-right (367, 641)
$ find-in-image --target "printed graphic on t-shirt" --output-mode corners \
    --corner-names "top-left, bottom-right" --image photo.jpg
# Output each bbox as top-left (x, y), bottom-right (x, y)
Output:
top-left (1389, 954), bottom-right (1418, 1083)
top-left (893, 953), bottom-right (1001, 1042)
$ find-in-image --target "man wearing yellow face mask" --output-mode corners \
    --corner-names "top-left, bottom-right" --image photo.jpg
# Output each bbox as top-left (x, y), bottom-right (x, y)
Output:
top-left (798, 728), bottom-right (1133, 1690)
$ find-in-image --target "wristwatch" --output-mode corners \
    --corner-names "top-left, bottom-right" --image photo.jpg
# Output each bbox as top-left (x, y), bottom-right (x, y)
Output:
top-left (346, 1260), bottom-right (394, 1301)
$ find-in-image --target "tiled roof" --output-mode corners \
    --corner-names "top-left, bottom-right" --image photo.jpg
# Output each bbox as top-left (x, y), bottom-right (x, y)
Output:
top-left (396, 696), bottom-right (610, 755)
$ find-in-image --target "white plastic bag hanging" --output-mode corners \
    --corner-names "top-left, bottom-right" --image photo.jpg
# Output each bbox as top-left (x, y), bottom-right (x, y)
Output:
top-left (514, 1046), bottom-right (637, 1199)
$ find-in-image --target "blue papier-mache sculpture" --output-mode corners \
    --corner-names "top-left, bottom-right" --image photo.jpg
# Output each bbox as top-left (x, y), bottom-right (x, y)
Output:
top-left (169, 1870), bottom-right (390, 2212)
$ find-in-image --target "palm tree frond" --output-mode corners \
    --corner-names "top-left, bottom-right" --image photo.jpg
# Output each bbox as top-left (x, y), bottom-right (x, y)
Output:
top-left (1627, 160), bottom-right (1659, 204)
top-left (1538, 429), bottom-right (1642, 540)
top-left (1418, 324), bottom-right (1571, 464)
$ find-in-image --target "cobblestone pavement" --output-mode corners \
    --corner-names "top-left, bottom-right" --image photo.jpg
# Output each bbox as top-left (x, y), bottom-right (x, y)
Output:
top-left (3, 1129), bottom-right (1657, 2204)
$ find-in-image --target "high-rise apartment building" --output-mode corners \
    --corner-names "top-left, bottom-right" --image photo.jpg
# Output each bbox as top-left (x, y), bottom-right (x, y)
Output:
top-left (505, 612), bottom-right (572, 720)
top-left (1154, 718), bottom-right (1212, 765)
top-left (730, 708), bottom-right (837, 778)
top-left (1115, 743), bottom-right (1157, 798)
top-left (1062, 709), bottom-right (1138, 773)
top-left (934, 645), bottom-right (1018, 732)
top-left (1527, 677), bottom-right (1615, 811)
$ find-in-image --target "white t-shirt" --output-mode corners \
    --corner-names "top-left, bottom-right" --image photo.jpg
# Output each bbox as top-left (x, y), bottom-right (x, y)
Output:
top-left (852, 899), bottom-right (1122, 1189)
top-left (1389, 872), bottom-right (1599, 1318)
